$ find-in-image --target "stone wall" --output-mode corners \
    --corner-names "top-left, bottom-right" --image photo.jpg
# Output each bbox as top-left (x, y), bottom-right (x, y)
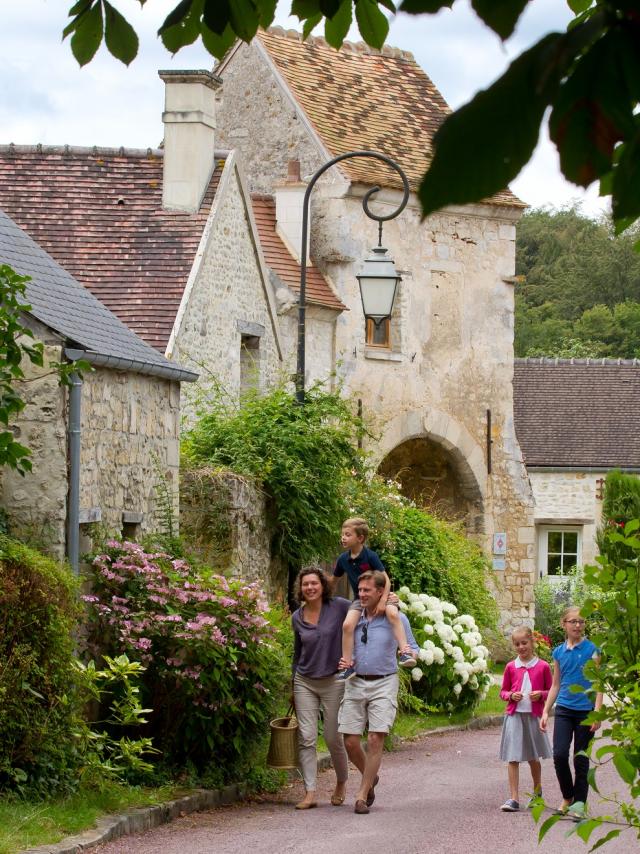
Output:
top-left (0, 336), bottom-right (68, 556)
top-left (0, 324), bottom-right (182, 559)
top-left (216, 42), bottom-right (326, 193)
top-left (276, 305), bottom-right (337, 387)
top-left (170, 158), bottom-right (282, 419)
top-left (80, 367), bottom-right (181, 538)
top-left (180, 467), bottom-right (286, 601)
top-left (529, 470), bottom-right (605, 568)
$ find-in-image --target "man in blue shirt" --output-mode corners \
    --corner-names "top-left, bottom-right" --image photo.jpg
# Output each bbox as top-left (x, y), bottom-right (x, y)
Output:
top-left (338, 570), bottom-right (420, 814)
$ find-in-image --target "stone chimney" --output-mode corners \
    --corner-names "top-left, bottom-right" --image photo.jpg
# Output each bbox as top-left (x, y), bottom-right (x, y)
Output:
top-left (274, 160), bottom-right (310, 264)
top-left (158, 69), bottom-right (221, 213)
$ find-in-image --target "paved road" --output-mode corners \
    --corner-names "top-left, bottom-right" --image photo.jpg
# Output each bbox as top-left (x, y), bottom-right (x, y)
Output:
top-left (97, 725), bottom-right (634, 854)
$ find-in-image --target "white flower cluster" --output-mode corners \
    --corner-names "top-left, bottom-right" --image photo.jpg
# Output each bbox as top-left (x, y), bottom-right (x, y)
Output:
top-left (397, 587), bottom-right (491, 700)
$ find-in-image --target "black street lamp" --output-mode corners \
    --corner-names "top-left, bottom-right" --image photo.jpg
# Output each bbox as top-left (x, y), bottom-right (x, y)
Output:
top-left (295, 150), bottom-right (410, 403)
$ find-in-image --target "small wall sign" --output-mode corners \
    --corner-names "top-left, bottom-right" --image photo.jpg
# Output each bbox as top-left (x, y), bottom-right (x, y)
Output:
top-left (492, 557), bottom-right (506, 571)
top-left (493, 532), bottom-right (507, 555)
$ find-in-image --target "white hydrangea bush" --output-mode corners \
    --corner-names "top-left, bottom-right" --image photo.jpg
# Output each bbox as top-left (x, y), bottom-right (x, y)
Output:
top-left (398, 587), bottom-right (492, 710)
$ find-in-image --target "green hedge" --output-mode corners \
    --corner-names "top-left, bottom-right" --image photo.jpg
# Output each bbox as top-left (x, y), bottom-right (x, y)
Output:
top-left (0, 536), bottom-right (83, 795)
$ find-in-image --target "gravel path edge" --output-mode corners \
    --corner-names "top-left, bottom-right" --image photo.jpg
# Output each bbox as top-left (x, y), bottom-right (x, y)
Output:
top-left (20, 714), bottom-right (504, 853)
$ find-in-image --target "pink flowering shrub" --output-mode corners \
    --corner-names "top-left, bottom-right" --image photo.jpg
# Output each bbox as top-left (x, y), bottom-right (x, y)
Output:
top-left (84, 540), bottom-right (288, 778)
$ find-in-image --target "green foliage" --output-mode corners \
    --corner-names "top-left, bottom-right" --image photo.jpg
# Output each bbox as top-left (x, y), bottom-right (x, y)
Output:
top-left (0, 535), bottom-right (84, 796)
top-left (63, 0), bottom-right (138, 65)
top-left (351, 475), bottom-right (498, 630)
top-left (600, 469), bottom-right (640, 528)
top-left (150, 452), bottom-right (177, 543)
top-left (0, 265), bottom-right (44, 475)
top-left (573, 521), bottom-right (640, 846)
top-left (417, 2), bottom-right (640, 232)
top-left (534, 520), bottom-right (640, 848)
top-left (515, 208), bottom-right (640, 358)
top-left (182, 382), bottom-right (363, 568)
top-left (0, 780), bottom-right (184, 854)
top-left (84, 540), bottom-right (290, 780)
top-left (74, 656), bottom-right (159, 785)
top-left (596, 470), bottom-right (640, 564)
top-left (397, 586), bottom-right (492, 711)
top-left (532, 630), bottom-right (552, 664)
top-left (533, 567), bottom-right (592, 647)
top-left (61, 2), bottom-right (640, 233)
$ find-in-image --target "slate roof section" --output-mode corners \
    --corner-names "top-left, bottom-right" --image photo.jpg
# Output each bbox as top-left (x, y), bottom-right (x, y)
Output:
top-left (0, 208), bottom-right (197, 382)
top-left (255, 28), bottom-right (523, 208)
top-left (251, 194), bottom-right (345, 310)
top-left (0, 145), bottom-right (224, 352)
top-left (513, 358), bottom-right (640, 469)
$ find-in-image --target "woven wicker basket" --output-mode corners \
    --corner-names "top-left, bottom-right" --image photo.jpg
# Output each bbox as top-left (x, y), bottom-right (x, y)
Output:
top-left (266, 713), bottom-right (299, 769)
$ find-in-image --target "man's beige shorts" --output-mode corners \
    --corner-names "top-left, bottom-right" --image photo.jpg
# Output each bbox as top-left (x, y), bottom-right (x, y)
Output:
top-left (338, 673), bottom-right (399, 735)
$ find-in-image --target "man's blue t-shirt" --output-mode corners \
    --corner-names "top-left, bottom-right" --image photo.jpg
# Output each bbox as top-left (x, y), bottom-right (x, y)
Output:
top-left (553, 638), bottom-right (599, 711)
top-left (333, 546), bottom-right (384, 598)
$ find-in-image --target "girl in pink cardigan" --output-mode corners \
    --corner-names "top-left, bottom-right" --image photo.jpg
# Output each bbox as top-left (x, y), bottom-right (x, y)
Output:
top-left (498, 626), bottom-right (553, 812)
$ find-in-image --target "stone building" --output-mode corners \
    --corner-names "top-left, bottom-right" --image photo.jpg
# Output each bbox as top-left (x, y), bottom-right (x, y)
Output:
top-left (214, 27), bottom-right (536, 627)
top-left (514, 358), bottom-right (640, 580)
top-left (0, 70), bottom-right (293, 416)
top-left (0, 70), bottom-right (343, 587)
top-left (0, 208), bottom-right (197, 565)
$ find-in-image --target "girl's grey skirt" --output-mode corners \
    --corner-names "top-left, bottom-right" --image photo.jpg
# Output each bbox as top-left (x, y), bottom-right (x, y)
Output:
top-left (499, 713), bottom-right (552, 762)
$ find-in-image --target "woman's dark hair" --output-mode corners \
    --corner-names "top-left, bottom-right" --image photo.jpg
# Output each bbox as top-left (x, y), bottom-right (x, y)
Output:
top-left (294, 565), bottom-right (332, 605)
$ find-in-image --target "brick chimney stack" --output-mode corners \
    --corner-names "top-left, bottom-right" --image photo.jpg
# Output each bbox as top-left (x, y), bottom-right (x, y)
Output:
top-left (158, 69), bottom-right (221, 213)
top-left (274, 159), bottom-right (309, 264)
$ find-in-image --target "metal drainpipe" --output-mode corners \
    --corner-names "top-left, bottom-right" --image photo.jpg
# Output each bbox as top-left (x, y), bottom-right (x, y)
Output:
top-left (67, 372), bottom-right (82, 575)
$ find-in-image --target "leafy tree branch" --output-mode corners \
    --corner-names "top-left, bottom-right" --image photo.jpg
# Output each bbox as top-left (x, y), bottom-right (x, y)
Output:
top-left (61, 1), bottom-right (640, 233)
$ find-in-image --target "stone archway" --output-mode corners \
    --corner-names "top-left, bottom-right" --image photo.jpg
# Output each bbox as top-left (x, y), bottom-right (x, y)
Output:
top-left (373, 408), bottom-right (487, 534)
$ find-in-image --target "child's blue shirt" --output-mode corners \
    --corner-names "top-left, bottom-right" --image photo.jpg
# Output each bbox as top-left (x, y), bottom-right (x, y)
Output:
top-left (553, 638), bottom-right (599, 711)
top-left (333, 546), bottom-right (384, 598)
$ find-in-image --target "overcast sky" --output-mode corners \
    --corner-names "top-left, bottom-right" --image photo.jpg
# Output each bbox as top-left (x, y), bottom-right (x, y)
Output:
top-left (1, 0), bottom-right (608, 217)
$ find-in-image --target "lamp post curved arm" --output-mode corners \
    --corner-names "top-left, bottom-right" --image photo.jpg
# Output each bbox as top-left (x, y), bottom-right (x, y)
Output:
top-left (296, 150), bottom-right (410, 403)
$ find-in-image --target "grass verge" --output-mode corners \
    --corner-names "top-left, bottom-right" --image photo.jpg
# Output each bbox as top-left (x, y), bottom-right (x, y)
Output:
top-left (389, 684), bottom-right (504, 742)
top-left (0, 781), bottom-right (185, 854)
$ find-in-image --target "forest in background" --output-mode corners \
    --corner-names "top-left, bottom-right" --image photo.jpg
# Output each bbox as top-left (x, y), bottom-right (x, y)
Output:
top-left (515, 208), bottom-right (640, 359)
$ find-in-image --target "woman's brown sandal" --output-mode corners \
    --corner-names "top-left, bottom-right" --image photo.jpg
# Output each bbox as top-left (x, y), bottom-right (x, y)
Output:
top-left (330, 793), bottom-right (345, 806)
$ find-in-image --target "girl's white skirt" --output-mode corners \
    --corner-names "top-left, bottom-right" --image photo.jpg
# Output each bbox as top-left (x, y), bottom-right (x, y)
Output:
top-left (499, 713), bottom-right (552, 762)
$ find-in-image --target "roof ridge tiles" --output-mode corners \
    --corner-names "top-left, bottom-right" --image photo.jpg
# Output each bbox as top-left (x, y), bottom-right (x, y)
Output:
top-left (515, 357), bottom-right (640, 366)
top-left (265, 25), bottom-right (416, 62)
top-left (0, 143), bottom-right (163, 158)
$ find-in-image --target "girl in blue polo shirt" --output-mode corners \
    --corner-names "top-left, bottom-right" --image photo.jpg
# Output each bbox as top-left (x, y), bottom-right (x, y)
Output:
top-left (540, 606), bottom-right (603, 820)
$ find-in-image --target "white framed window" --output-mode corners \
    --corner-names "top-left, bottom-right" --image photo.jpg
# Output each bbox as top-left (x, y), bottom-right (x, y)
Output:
top-left (537, 526), bottom-right (582, 579)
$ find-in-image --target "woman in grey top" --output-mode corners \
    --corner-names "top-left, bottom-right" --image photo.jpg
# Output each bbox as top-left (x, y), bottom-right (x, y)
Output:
top-left (291, 566), bottom-right (350, 809)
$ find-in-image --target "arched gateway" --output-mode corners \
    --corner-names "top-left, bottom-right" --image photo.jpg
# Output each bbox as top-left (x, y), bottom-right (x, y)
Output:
top-left (373, 408), bottom-right (487, 535)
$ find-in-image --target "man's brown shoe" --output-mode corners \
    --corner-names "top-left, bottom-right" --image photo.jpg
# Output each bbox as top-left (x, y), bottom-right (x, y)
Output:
top-left (354, 799), bottom-right (370, 814)
top-left (366, 774), bottom-right (379, 807)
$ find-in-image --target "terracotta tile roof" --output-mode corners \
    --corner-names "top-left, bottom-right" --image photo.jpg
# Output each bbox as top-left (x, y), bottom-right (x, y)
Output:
top-left (0, 209), bottom-right (197, 382)
top-left (0, 145), bottom-right (223, 352)
top-left (251, 193), bottom-right (345, 310)
top-left (513, 359), bottom-right (640, 469)
top-left (256, 28), bottom-right (523, 208)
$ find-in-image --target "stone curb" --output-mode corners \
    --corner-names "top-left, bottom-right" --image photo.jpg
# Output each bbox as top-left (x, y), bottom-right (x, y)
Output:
top-left (21, 715), bottom-right (502, 853)
top-left (20, 785), bottom-right (247, 854)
